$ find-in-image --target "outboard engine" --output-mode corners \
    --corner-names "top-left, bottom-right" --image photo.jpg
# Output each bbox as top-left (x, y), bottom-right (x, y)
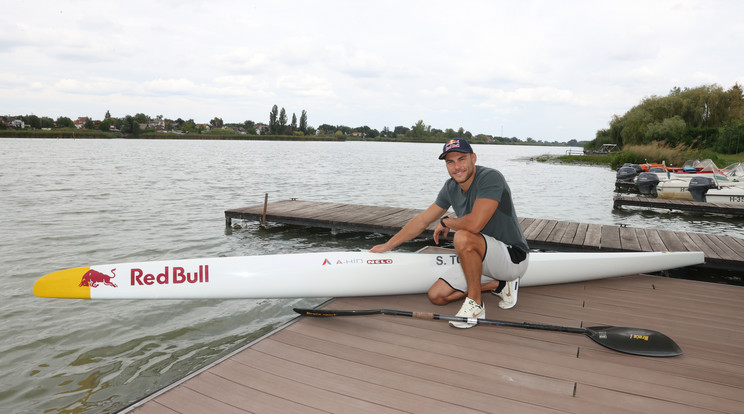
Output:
top-left (616, 166), bottom-right (637, 181)
top-left (635, 172), bottom-right (660, 196)
top-left (688, 176), bottom-right (717, 202)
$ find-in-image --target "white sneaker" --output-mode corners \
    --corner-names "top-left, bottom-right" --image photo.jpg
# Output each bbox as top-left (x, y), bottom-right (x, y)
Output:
top-left (449, 298), bottom-right (485, 329)
top-left (492, 279), bottom-right (518, 309)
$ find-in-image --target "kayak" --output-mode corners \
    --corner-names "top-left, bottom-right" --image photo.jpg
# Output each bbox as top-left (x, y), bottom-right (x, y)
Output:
top-left (33, 251), bottom-right (705, 300)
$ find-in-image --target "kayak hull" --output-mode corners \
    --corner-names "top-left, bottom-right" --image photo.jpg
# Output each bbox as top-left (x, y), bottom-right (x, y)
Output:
top-left (33, 251), bottom-right (705, 299)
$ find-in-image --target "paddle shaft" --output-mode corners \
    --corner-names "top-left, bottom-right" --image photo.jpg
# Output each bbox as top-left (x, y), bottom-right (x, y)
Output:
top-left (297, 308), bottom-right (586, 333)
top-left (293, 307), bottom-right (683, 357)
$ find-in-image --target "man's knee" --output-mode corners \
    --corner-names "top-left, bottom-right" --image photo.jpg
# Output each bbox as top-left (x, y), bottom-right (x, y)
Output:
top-left (453, 230), bottom-right (484, 255)
top-left (428, 280), bottom-right (454, 305)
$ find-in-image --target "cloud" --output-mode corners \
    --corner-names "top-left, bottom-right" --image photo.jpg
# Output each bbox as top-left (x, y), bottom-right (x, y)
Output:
top-left (276, 74), bottom-right (336, 98)
top-left (142, 78), bottom-right (196, 94)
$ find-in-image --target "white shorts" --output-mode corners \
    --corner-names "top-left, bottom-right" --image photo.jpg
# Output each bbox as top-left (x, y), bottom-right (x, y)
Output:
top-left (439, 234), bottom-right (529, 293)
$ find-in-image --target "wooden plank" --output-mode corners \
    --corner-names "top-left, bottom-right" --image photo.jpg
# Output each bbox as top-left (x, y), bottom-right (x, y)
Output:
top-left (546, 220), bottom-right (569, 244)
top-left (634, 228), bottom-right (652, 252)
top-left (560, 221), bottom-right (580, 245)
top-left (657, 230), bottom-right (688, 252)
top-left (534, 220), bottom-right (558, 243)
top-left (524, 219), bottom-right (549, 241)
top-left (642, 229), bottom-right (668, 252)
top-left (619, 227), bottom-right (641, 252)
top-left (572, 222), bottom-right (589, 246)
top-left (583, 224), bottom-right (602, 250)
top-left (600, 225), bottom-right (622, 250)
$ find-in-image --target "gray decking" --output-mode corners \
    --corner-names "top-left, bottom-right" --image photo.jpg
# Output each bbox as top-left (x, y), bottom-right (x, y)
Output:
top-left (124, 273), bottom-right (743, 413)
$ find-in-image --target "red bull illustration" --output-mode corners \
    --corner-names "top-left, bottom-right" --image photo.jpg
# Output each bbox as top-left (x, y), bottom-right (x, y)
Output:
top-left (78, 268), bottom-right (117, 288)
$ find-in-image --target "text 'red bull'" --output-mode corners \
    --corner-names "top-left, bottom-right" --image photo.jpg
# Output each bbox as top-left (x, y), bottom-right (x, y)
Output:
top-left (130, 266), bottom-right (209, 286)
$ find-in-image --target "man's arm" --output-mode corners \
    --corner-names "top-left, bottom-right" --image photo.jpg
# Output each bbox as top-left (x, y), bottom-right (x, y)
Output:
top-left (440, 198), bottom-right (499, 234)
top-left (370, 203), bottom-right (447, 252)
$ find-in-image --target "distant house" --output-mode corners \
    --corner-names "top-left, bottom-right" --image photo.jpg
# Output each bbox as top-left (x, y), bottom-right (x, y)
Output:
top-left (73, 117), bottom-right (88, 129)
top-left (147, 118), bottom-right (165, 130)
top-left (255, 123), bottom-right (269, 135)
top-left (10, 119), bottom-right (25, 129)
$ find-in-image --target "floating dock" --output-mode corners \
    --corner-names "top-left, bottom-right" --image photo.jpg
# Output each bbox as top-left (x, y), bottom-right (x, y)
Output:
top-left (124, 263), bottom-right (744, 413)
top-left (614, 195), bottom-right (744, 217)
top-left (225, 199), bottom-right (744, 270)
top-left (118, 203), bottom-right (744, 413)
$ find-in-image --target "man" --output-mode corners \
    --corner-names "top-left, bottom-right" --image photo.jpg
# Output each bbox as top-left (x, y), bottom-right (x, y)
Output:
top-left (370, 138), bottom-right (529, 328)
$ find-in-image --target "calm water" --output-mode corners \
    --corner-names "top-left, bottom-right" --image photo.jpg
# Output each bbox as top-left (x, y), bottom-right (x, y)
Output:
top-left (1, 138), bottom-right (741, 413)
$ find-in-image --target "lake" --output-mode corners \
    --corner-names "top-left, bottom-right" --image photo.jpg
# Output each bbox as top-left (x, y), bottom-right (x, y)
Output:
top-left (0, 138), bottom-right (741, 413)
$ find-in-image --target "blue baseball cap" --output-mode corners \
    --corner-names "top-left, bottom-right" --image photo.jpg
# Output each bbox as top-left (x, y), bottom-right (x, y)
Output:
top-left (439, 138), bottom-right (474, 159)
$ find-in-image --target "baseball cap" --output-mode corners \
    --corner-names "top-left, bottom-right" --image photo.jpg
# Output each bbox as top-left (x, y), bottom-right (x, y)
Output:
top-left (438, 138), bottom-right (474, 159)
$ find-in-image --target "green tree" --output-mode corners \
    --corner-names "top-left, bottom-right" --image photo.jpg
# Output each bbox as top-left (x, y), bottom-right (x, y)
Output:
top-left (409, 120), bottom-right (429, 138)
top-left (84, 117), bottom-right (95, 129)
top-left (279, 107), bottom-right (288, 133)
top-left (40, 117), bottom-right (54, 129)
top-left (299, 110), bottom-right (308, 133)
top-left (99, 119), bottom-right (111, 132)
top-left (269, 105), bottom-right (278, 134)
top-left (291, 112), bottom-right (297, 133)
top-left (25, 115), bottom-right (41, 129)
top-left (56, 116), bottom-right (74, 128)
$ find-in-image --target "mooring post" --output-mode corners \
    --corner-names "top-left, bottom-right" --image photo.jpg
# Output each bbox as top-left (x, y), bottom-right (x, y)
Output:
top-left (260, 193), bottom-right (269, 228)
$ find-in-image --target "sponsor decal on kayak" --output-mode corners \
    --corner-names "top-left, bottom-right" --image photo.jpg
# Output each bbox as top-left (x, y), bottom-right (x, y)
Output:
top-left (79, 268), bottom-right (118, 288)
top-left (130, 265), bottom-right (209, 286)
top-left (436, 255), bottom-right (460, 265)
top-left (366, 259), bottom-right (393, 264)
top-left (321, 258), bottom-right (393, 265)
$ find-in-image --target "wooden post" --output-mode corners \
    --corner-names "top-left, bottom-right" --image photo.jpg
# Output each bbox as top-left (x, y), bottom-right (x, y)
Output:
top-left (260, 193), bottom-right (269, 228)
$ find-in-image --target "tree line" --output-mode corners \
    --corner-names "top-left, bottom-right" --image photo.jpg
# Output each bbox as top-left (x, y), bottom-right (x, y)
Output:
top-left (587, 83), bottom-right (744, 154)
top-left (2, 105), bottom-right (579, 147)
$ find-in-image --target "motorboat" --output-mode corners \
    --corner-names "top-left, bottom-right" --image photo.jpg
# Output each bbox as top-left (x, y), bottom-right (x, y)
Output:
top-left (688, 176), bottom-right (718, 201)
top-left (657, 178), bottom-right (695, 200)
top-left (616, 164), bottom-right (640, 181)
top-left (635, 170), bottom-right (662, 195)
top-left (704, 186), bottom-right (744, 204)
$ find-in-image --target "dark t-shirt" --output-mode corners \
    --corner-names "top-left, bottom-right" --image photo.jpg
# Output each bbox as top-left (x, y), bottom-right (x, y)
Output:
top-left (435, 165), bottom-right (529, 253)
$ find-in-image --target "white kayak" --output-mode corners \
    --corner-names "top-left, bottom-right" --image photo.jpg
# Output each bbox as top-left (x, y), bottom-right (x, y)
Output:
top-left (33, 251), bottom-right (705, 300)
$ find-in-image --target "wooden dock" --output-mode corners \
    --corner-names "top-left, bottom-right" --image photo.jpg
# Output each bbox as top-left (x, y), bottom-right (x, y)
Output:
top-left (225, 199), bottom-right (744, 270)
top-left (124, 269), bottom-right (744, 413)
top-left (614, 195), bottom-right (744, 216)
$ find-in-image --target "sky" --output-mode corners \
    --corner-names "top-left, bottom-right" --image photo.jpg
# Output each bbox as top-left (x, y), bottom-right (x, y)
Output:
top-left (2, 0), bottom-right (743, 142)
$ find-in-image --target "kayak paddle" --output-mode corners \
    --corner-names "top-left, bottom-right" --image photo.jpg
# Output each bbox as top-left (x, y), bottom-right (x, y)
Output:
top-left (293, 307), bottom-right (682, 357)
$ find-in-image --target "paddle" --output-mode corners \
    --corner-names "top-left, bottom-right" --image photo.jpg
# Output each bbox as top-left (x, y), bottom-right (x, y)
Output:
top-left (293, 307), bottom-right (682, 357)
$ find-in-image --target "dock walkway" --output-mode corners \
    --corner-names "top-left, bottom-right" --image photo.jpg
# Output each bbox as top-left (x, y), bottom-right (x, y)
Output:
top-left (125, 270), bottom-right (744, 413)
top-left (225, 199), bottom-right (744, 270)
top-left (614, 195), bottom-right (744, 216)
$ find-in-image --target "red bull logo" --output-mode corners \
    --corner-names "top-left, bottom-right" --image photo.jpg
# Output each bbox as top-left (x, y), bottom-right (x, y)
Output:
top-left (444, 139), bottom-right (461, 151)
top-left (79, 268), bottom-right (118, 288)
top-left (130, 265), bottom-right (209, 286)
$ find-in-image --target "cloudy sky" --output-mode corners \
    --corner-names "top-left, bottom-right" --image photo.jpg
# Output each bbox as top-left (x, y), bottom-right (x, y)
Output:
top-left (2, 0), bottom-right (743, 141)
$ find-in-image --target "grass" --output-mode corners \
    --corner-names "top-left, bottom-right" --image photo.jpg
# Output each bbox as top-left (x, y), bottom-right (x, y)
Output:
top-left (551, 143), bottom-right (744, 169)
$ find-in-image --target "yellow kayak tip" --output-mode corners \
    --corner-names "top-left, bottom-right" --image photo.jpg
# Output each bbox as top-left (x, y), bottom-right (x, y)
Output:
top-left (33, 267), bottom-right (92, 299)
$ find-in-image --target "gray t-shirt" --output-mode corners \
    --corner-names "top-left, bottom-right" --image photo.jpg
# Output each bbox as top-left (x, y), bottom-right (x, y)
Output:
top-left (435, 165), bottom-right (529, 253)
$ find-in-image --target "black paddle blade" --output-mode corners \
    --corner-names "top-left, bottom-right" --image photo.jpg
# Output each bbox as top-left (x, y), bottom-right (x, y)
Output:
top-left (293, 308), bottom-right (381, 317)
top-left (585, 326), bottom-right (682, 357)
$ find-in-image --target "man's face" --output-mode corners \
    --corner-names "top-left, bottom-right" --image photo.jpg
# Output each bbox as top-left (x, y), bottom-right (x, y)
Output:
top-left (444, 152), bottom-right (477, 184)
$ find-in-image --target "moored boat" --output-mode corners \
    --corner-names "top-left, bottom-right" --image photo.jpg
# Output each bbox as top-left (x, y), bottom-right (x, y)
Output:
top-left (705, 186), bottom-right (744, 204)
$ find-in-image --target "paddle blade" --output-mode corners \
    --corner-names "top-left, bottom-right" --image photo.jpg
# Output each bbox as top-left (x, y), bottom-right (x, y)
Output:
top-left (585, 326), bottom-right (682, 357)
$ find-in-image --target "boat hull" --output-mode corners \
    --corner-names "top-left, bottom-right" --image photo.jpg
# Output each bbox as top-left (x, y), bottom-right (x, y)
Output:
top-left (33, 251), bottom-right (705, 300)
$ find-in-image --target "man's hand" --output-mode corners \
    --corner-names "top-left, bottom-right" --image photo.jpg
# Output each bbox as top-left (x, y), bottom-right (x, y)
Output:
top-left (369, 243), bottom-right (392, 253)
top-left (433, 221), bottom-right (450, 245)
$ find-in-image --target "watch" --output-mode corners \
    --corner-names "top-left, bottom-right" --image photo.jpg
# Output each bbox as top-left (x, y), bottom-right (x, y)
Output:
top-left (440, 216), bottom-right (449, 228)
